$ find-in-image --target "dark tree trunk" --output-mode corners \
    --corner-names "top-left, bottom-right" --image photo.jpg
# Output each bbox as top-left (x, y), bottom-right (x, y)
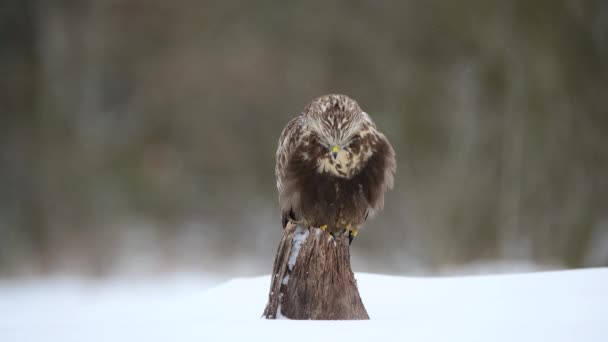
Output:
top-left (263, 222), bottom-right (369, 320)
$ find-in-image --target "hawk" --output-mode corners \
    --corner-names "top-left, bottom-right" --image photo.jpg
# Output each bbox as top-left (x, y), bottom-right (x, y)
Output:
top-left (275, 94), bottom-right (396, 244)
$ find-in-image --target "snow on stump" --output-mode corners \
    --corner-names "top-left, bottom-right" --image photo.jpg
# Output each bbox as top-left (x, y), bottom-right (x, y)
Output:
top-left (263, 221), bottom-right (369, 320)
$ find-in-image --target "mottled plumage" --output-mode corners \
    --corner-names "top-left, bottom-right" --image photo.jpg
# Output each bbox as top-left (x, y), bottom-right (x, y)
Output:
top-left (275, 94), bottom-right (396, 241)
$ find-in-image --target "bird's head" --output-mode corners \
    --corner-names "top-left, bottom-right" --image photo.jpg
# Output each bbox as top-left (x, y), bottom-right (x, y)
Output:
top-left (303, 94), bottom-right (375, 178)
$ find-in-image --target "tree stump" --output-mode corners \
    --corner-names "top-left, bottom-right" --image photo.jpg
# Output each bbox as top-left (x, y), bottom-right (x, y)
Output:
top-left (263, 221), bottom-right (369, 320)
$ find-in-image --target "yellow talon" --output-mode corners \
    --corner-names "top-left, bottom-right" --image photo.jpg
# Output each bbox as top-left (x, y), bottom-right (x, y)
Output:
top-left (346, 225), bottom-right (358, 245)
top-left (346, 225), bottom-right (358, 237)
top-left (319, 225), bottom-right (333, 237)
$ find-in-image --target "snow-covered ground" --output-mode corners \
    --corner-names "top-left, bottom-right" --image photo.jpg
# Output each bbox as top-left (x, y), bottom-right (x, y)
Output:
top-left (1, 268), bottom-right (607, 342)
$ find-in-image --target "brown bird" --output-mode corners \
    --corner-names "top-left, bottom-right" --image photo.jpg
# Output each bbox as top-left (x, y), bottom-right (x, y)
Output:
top-left (275, 94), bottom-right (396, 243)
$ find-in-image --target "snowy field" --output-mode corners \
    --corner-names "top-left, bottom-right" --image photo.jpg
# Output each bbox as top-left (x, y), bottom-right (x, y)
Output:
top-left (1, 268), bottom-right (607, 342)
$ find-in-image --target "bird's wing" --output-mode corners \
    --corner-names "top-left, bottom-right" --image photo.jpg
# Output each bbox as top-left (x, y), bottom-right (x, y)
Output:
top-left (361, 112), bottom-right (397, 218)
top-left (275, 114), bottom-right (306, 227)
top-left (275, 115), bottom-right (304, 192)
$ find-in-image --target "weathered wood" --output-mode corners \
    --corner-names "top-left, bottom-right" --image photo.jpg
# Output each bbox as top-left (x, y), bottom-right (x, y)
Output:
top-left (263, 221), bottom-right (369, 320)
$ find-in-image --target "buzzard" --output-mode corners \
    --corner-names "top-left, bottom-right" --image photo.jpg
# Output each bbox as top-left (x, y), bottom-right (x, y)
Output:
top-left (275, 94), bottom-right (396, 243)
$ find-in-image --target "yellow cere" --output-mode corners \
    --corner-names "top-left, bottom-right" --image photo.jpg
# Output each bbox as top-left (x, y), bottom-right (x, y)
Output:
top-left (331, 146), bottom-right (340, 153)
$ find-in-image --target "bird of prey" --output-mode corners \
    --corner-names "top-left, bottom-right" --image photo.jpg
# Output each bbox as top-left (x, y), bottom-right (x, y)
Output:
top-left (275, 94), bottom-right (396, 244)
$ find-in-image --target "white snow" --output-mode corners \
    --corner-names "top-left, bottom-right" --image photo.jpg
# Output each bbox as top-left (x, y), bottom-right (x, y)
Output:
top-left (287, 225), bottom-right (309, 271)
top-left (1, 268), bottom-right (607, 342)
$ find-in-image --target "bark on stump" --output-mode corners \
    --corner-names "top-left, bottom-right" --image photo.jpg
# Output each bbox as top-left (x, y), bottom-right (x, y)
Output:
top-left (263, 221), bottom-right (369, 320)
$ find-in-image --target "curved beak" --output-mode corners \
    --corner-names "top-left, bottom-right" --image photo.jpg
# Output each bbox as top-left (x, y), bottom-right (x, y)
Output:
top-left (331, 146), bottom-right (340, 159)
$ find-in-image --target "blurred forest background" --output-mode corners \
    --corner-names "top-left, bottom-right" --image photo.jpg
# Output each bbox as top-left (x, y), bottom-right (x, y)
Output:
top-left (1, 1), bottom-right (607, 279)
